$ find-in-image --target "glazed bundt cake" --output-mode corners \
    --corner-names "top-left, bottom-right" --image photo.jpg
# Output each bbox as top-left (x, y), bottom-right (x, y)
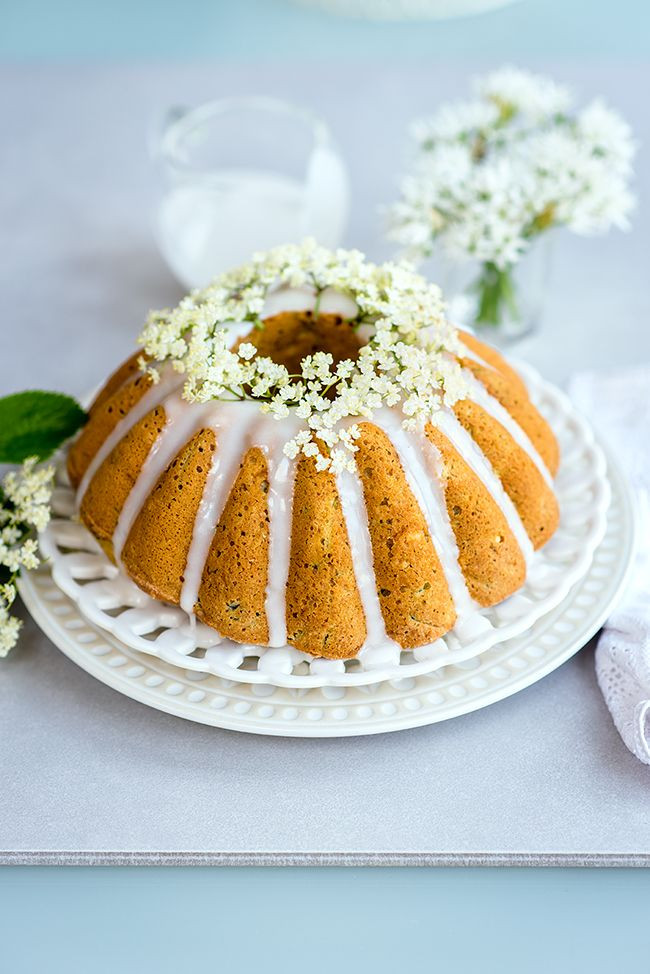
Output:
top-left (67, 244), bottom-right (559, 661)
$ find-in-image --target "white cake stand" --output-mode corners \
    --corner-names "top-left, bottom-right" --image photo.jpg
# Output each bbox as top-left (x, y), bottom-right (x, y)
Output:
top-left (19, 443), bottom-right (635, 737)
top-left (35, 366), bottom-right (613, 688)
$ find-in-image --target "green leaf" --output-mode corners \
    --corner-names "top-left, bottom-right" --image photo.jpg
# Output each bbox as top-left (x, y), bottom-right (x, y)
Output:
top-left (0, 391), bottom-right (87, 464)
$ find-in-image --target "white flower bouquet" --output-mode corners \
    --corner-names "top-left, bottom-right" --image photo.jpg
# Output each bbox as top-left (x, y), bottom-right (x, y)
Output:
top-left (388, 67), bottom-right (636, 335)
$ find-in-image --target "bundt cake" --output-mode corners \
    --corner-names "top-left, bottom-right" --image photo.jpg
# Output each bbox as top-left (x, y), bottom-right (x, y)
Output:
top-left (67, 244), bottom-right (559, 661)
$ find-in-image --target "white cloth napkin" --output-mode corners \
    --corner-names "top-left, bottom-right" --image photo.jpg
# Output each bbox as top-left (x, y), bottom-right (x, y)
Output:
top-left (569, 364), bottom-right (650, 765)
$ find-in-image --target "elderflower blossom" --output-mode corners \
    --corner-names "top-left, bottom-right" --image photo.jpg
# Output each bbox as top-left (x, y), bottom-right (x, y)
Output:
top-left (138, 241), bottom-right (466, 471)
top-left (475, 66), bottom-right (572, 121)
top-left (0, 458), bottom-right (55, 657)
top-left (389, 66), bottom-right (636, 269)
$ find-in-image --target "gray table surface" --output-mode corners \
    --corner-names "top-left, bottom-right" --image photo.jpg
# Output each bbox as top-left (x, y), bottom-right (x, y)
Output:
top-left (1, 62), bottom-right (649, 866)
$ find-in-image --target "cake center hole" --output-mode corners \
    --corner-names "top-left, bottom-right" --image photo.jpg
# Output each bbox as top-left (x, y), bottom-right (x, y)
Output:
top-left (234, 310), bottom-right (364, 376)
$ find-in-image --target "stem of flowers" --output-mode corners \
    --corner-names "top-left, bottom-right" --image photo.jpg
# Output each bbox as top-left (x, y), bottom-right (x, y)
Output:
top-left (472, 261), bottom-right (519, 328)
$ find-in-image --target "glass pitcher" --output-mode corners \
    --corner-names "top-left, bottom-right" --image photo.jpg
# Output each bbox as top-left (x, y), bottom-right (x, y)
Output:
top-left (152, 96), bottom-right (350, 289)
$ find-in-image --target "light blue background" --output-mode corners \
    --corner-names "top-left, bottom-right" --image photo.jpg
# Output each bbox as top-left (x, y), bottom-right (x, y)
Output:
top-left (2, 2), bottom-right (649, 970)
top-left (2, 0), bottom-right (650, 59)
top-left (2, 867), bottom-right (650, 972)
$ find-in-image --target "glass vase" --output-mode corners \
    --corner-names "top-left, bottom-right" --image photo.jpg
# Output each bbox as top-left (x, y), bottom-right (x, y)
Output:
top-left (440, 236), bottom-right (553, 345)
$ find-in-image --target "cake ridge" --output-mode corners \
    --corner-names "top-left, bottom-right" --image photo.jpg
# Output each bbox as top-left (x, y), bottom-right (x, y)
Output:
top-left (362, 406), bottom-right (474, 622)
top-left (113, 394), bottom-right (216, 572)
top-left (433, 408), bottom-right (535, 567)
top-left (75, 366), bottom-right (183, 504)
top-left (334, 458), bottom-right (397, 654)
top-left (178, 400), bottom-right (263, 621)
top-left (461, 368), bottom-right (554, 485)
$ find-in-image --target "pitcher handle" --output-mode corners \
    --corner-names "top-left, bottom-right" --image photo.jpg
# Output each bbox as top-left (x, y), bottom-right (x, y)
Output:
top-left (148, 104), bottom-right (189, 165)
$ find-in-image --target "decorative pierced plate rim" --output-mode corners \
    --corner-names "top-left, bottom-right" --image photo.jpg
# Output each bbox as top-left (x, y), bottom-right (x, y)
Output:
top-left (38, 365), bottom-right (610, 688)
top-left (18, 451), bottom-right (635, 736)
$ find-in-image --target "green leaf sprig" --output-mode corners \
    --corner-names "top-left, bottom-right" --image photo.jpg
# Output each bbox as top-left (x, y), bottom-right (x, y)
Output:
top-left (0, 391), bottom-right (87, 464)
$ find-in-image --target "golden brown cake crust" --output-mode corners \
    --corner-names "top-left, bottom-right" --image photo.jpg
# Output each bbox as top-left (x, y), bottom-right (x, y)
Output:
top-left (121, 428), bottom-right (216, 605)
top-left (453, 399), bottom-right (560, 551)
top-left (79, 405), bottom-right (167, 561)
top-left (195, 447), bottom-right (271, 646)
top-left (285, 455), bottom-right (367, 659)
top-left (89, 351), bottom-right (145, 413)
top-left (425, 422), bottom-right (526, 606)
top-left (461, 358), bottom-right (560, 476)
top-left (355, 422), bottom-right (456, 648)
top-left (457, 330), bottom-right (527, 394)
top-left (67, 373), bottom-right (153, 488)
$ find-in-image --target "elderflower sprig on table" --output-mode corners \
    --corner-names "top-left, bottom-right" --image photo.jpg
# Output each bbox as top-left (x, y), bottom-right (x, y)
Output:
top-left (0, 459), bottom-right (55, 656)
top-left (0, 389), bottom-right (87, 656)
top-left (138, 240), bottom-right (467, 474)
top-left (388, 66), bottom-right (636, 330)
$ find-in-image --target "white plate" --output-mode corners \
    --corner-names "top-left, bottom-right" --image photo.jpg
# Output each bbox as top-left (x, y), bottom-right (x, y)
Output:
top-left (19, 452), bottom-right (635, 737)
top-left (37, 366), bottom-right (611, 688)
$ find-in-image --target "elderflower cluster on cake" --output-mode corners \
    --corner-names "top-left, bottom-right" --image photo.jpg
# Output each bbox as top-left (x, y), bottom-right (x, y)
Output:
top-left (139, 241), bottom-right (467, 473)
top-left (0, 459), bottom-right (54, 655)
top-left (387, 66), bottom-right (636, 330)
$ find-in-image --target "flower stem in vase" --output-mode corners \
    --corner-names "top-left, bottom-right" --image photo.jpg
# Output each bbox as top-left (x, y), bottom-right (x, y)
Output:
top-left (473, 260), bottom-right (518, 329)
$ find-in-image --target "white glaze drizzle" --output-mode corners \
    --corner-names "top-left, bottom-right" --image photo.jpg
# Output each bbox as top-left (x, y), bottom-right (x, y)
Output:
top-left (433, 409), bottom-right (535, 566)
top-left (462, 369), bottom-right (554, 486)
top-left (335, 461), bottom-right (399, 652)
top-left (457, 332), bottom-right (495, 373)
top-left (111, 394), bottom-right (218, 566)
top-left (178, 400), bottom-right (262, 617)
top-left (259, 415), bottom-right (302, 647)
top-left (368, 408), bottom-right (477, 622)
top-left (76, 366), bottom-right (183, 506)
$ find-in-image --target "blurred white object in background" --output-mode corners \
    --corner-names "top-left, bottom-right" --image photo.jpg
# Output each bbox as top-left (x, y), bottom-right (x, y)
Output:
top-left (294, 0), bottom-right (519, 20)
top-left (154, 97), bottom-right (349, 289)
